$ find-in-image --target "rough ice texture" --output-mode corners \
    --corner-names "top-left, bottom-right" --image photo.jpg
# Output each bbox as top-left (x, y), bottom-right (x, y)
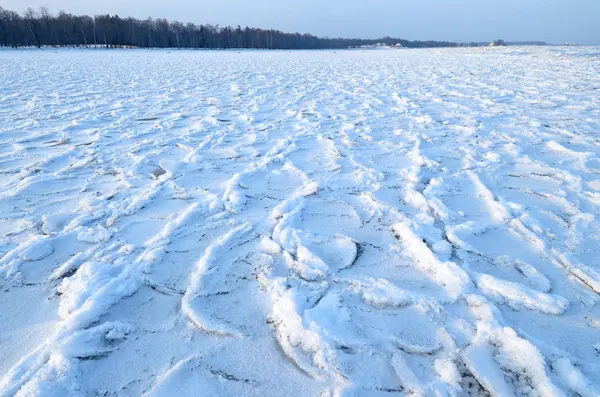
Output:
top-left (1, 46), bottom-right (599, 397)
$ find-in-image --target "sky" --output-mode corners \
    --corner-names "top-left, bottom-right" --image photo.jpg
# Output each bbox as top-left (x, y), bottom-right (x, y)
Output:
top-left (3, 0), bottom-right (599, 45)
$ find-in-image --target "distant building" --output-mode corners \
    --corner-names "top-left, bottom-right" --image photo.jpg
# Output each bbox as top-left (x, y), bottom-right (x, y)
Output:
top-left (489, 39), bottom-right (506, 47)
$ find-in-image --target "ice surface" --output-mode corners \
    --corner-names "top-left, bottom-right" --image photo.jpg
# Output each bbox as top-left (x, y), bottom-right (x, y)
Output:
top-left (1, 46), bottom-right (600, 396)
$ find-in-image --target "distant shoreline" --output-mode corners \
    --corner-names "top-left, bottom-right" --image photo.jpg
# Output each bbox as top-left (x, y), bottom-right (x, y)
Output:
top-left (3, 44), bottom-right (592, 53)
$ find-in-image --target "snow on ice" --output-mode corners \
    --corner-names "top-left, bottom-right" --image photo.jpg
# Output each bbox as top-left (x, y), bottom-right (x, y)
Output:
top-left (0, 46), bottom-right (599, 396)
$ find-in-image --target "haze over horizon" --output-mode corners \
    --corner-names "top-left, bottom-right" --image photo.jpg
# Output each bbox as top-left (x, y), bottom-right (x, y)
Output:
top-left (2, 0), bottom-right (599, 45)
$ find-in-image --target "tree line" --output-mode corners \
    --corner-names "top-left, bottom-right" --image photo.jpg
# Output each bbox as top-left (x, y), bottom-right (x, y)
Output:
top-left (0, 6), bottom-right (457, 50)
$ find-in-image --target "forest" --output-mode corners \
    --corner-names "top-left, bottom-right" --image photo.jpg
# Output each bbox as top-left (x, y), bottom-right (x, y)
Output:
top-left (0, 6), bottom-right (457, 50)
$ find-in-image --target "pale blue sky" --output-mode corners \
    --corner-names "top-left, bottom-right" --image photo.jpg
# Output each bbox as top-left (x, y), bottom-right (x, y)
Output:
top-left (3, 0), bottom-right (599, 44)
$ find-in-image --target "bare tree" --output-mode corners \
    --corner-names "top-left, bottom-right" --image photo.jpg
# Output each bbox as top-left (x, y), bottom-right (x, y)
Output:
top-left (24, 7), bottom-right (41, 47)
